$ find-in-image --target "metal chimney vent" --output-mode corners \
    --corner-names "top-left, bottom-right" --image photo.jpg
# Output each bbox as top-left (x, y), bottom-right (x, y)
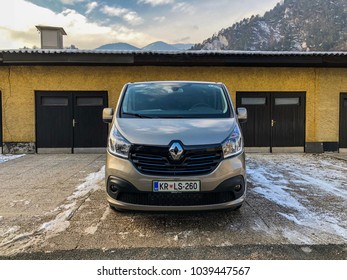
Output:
top-left (36, 26), bottom-right (67, 49)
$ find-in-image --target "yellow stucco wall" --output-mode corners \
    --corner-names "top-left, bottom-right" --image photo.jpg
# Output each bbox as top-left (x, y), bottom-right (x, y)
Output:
top-left (315, 68), bottom-right (347, 142)
top-left (0, 65), bottom-right (346, 143)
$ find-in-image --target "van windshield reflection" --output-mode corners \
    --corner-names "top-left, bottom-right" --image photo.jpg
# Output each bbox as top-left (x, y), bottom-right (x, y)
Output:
top-left (121, 82), bottom-right (232, 119)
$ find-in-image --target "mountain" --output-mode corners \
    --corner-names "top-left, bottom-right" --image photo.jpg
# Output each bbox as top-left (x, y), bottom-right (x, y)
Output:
top-left (142, 41), bottom-right (178, 51)
top-left (192, 0), bottom-right (347, 51)
top-left (96, 41), bottom-right (193, 51)
top-left (172, 43), bottom-right (194, 50)
top-left (96, 43), bottom-right (140, 51)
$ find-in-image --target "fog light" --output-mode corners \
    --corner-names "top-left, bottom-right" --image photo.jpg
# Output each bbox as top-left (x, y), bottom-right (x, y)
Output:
top-left (110, 185), bottom-right (118, 193)
top-left (234, 184), bottom-right (242, 192)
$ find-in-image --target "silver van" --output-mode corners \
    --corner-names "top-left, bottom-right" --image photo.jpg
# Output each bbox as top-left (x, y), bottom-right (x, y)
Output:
top-left (103, 81), bottom-right (247, 211)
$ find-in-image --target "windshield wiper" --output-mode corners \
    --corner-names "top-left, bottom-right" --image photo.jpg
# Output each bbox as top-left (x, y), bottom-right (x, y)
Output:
top-left (122, 112), bottom-right (153, 119)
top-left (157, 115), bottom-right (185, 119)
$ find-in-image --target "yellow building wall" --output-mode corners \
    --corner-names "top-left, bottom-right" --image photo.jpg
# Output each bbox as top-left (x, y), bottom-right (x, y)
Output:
top-left (0, 65), bottom-right (346, 143)
top-left (315, 68), bottom-right (347, 142)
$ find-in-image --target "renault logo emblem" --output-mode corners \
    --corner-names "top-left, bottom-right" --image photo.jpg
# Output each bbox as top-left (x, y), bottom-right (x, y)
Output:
top-left (169, 142), bottom-right (183, 161)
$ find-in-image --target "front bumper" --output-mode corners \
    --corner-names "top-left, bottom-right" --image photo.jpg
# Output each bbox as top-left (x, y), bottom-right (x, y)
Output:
top-left (105, 150), bottom-right (246, 211)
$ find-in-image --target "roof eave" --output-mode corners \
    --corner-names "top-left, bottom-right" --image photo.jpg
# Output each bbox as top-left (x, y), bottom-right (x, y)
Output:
top-left (1, 50), bottom-right (347, 67)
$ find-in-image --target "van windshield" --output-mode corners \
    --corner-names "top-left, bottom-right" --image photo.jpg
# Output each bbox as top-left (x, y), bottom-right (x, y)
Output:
top-left (121, 82), bottom-right (232, 119)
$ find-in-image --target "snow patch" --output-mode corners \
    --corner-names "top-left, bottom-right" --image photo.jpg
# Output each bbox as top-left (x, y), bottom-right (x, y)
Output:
top-left (40, 166), bottom-right (105, 234)
top-left (248, 166), bottom-right (305, 211)
top-left (273, 30), bottom-right (284, 43)
top-left (84, 206), bottom-right (111, 235)
top-left (279, 212), bottom-right (347, 240)
top-left (282, 229), bottom-right (314, 245)
top-left (118, 232), bottom-right (129, 240)
top-left (0, 226), bottom-right (20, 237)
top-left (85, 226), bottom-right (98, 235)
top-left (247, 154), bottom-right (347, 242)
top-left (219, 35), bottom-right (228, 47)
top-left (284, 7), bottom-right (291, 19)
top-left (301, 246), bottom-right (312, 253)
top-left (40, 210), bottom-right (73, 233)
top-left (100, 206), bottom-right (111, 221)
top-left (0, 165), bottom-right (105, 255)
top-left (9, 200), bottom-right (31, 207)
top-left (0, 154), bottom-right (24, 164)
top-left (67, 166), bottom-right (105, 202)
top-left (258, 21), bottom-right (270, 35)
top-left (216, 241), bottom-right (232, 247)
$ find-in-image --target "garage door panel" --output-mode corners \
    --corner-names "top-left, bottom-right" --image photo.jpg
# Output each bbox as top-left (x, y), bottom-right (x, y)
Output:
top-left (271, 93), bottom-right (305, 147)
top-left (73, 92), bottom-right (108, 148)
top-left (340, 93), bottom-right (347, 148)
top-left (0, 91), bottom-right (2, 150)
top-left (237, 92), bottom-right (271, 147)
top-left (36, 91), bottom-right (108, 152)
top-left (36, 92), bottom-right (73, 149)
top-left (237, 92), bottom-right (305, 150)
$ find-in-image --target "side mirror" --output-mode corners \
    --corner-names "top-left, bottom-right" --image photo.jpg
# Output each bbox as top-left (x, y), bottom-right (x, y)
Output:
top-left (103, 108), bottom-right (114, 123)
top-left (237, 107), bottom-right (247, 123)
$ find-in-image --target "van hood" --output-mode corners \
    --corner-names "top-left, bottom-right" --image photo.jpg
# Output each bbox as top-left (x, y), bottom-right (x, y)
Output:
top-left (115, 118), bottom-right (236, 146)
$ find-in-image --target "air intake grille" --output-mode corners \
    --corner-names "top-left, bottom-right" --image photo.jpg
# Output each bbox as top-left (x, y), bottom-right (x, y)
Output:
top-left (117, 191), bottom-right (235, 206)
top-left (130, 144), bottom-right (223, 176)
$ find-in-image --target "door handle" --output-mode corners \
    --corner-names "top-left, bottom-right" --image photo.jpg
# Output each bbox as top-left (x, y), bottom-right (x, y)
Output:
top-left (271, 120), bottom-right (276, 127)
top-left (73, 119), bottom-right (77, 127)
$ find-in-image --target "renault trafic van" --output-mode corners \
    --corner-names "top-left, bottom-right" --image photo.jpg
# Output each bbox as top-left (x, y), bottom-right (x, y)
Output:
top-left (103, 81), bottom-right (247, 211)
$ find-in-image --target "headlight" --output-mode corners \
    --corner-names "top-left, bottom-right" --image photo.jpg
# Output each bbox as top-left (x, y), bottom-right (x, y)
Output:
top-left (222, 125), bottom-right (243, 158)
top-left (108, 126), bottom-right (131, 158)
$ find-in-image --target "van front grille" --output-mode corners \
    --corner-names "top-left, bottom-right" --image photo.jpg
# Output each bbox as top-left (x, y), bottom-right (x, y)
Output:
top-left (130, 144), bottom-right (223, 176)
top-left (117, 191), bottom-right (235, 206)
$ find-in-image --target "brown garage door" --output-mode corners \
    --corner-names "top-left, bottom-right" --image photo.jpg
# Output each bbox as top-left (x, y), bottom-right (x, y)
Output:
top-left (0, 91), bottom-right (2, 152)
top-left (35, 91), bottom-right (108, 153)
top-left (340, 93), bottom-right (347, 149)
top-left (236, 92), bottom-right (306, 152)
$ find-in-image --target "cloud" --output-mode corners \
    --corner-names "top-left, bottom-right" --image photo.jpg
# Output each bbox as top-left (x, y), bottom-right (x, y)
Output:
top-left (123, 12), bottom-right (143, 25)
top-left (172, 2), bottom-right (195, 15)
top-left (100, 5), bottom-right (128, 17)
top-left (176, 36), bottom-right (190, 42)
top-left (101, 5), bottom-right (143, 25)
top-left (138, 0), bottom-right (174, 6)
top-left (154, 16), bottom-right (166, 22)
top-left (60, 0), bottom-right (85, 5)
top-left (0, 0), bottom-right (151, 49)
top-left (0, 0), bottom-right (284, 49)
top-left (0, 26), bottom-right (38, 49)
top-left (86, 1), bottom-right (98, 14)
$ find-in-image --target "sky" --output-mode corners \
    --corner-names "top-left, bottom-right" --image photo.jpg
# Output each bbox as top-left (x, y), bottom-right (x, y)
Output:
top-left (0, 0), bottom-right (281, 50)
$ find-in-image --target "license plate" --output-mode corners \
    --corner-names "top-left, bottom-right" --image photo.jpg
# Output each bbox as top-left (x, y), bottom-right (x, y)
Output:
top-left (153, 181), bottom-right (200, 192)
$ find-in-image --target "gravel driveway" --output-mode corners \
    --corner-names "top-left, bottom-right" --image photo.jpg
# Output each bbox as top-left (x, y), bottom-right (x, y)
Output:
top-left (0, 153), bottom-right (346, 259)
